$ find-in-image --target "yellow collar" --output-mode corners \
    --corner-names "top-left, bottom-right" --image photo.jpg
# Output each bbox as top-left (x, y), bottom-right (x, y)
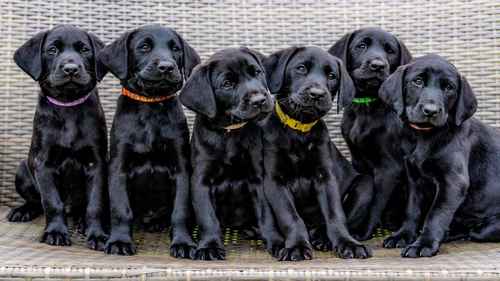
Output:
top-left (224, 122), bottom-right (247, 132)
top-left (122, 88), bottom-right (177, 103)
top-left (275, 102), bottom-right (318, 133)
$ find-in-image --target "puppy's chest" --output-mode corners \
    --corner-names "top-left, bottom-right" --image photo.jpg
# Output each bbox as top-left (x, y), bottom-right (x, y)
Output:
top-left (213, 146), bottom-right (257, 183)
top-left (44, 116), bottom-right (96, 149)
top-left (129, 116), bottom-right (181, 153)
top-left (277, 141), bottom-right (323, 179)
top-left (345, 113), bottom-right (384, 148)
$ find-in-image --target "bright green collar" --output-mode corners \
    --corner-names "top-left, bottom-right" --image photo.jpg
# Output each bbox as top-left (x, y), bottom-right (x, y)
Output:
top-left (352, 97), bottom-right (378, 105)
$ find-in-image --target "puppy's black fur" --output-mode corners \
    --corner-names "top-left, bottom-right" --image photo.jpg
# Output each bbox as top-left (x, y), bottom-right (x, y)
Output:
top-left (180, 47), bottom-right (282, 260)
top-left (380, 54), bottom-right (500, 258)
top-left (9, 25), bottom-right (108, 250)
top-left (329, 28), bottom-right (412, 240)
top-left (262, 46), bottom-right (372, 261)
top-left (98, 25), bottom-right (200, 257)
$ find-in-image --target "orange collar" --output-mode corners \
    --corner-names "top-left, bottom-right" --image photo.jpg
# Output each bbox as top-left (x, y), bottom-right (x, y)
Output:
top-left (121, 88), bottom-right (177, 103)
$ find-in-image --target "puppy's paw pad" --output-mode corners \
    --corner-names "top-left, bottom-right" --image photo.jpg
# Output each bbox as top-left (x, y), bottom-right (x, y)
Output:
top-left (195, 247), bottom-right (226, 260)
top-left (40, 231), bottom-right (72, 246)
top-left (335, 242), bottom-right (372, 259)
top-left (267, 244), bottom-right (285, 258)
top-left (105, 240), bottom-right (137, 256)
top-left (401, 243), bottom-right (439, 258)
top-left (278, 246), bottom-right (313, 261)
top-left (7, 205), bottom-right (41, 222)
top-left (86, 231), bottom-right (108, 251)
top-left (383, 234), bottom-right (414, 249)
top-left (170, 243), bottom-right (197, 259)
top-left (311, 237), bottom-right (332, 252)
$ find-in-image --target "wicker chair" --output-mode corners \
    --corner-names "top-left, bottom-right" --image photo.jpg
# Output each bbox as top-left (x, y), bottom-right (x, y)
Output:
top-left (1, 0), bottom-right (499, 280)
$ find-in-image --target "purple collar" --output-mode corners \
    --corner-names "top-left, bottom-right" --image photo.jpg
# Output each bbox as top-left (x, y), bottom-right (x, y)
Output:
top-left (45, 92), bottom-right (93, 107)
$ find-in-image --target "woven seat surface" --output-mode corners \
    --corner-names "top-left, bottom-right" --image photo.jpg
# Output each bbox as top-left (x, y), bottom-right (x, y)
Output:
top-left (1, 207), bottom-right (500, 280)
top-left (0, 0), bottom-right (499, 280)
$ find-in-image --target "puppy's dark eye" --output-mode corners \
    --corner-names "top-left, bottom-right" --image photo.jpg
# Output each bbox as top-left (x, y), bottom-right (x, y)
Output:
top-left (47, 46), bottom-right (58, 55)
top-left (444, 84), bottom-right (454, 92)
top-left (172, 46), bottom-right (181, 52)
top-left (412, 77), bottom-right (424, 87)
top-left (80, 46), bottom-right (90, 54)
top-left (327, 72), bottom-right (336, 80)
top-left (140, 43), bottom-right (151, 52)
top-left (296, 64), bottom-right (307, 74)
top-left (357, 43), bottom-right (367, 50)
top-left (385, 46), bottom-right (395, 54)
top-left (222, 80), bottom-right (234, 89)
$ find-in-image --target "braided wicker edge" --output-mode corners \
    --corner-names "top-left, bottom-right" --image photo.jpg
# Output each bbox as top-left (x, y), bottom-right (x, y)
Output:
top-left (1, 266), bottom-right (500, 281)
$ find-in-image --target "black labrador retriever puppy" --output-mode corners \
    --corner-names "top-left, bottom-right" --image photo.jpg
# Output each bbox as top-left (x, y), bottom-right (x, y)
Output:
top-left (8, 25), bottom-right (108, 250)
top-left (262, 46), bottom-right (372, 261)
top-left (97, 25), bottom-right (200, 257)
top-left (380, 54), bottom-right (500, 257)
top-left (180, 47), bottom-right (282, 260)
top-left (329, 27), bottom-right (412, 240)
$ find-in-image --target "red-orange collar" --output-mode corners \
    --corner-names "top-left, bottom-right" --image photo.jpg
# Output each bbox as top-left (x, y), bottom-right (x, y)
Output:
top-left (121, 88), bottom-right (177, 103)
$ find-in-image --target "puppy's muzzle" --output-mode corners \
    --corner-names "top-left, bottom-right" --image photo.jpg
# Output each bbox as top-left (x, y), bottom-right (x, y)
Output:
top-left (307, 87), bottom-right (328, 101)
top-left (249, 92), bottom-right (268, 108)
top-left (368, 58), bottom-right (388, 73)
top-left (157, 61), bottom-right (176, 75)
top-left (61, 63), bottom-right (80, 77)
top-left (420, 103), bottom-right (442, 118)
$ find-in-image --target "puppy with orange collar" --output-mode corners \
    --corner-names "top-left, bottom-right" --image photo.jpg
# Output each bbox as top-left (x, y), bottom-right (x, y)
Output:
top-left (98, 24), bottom-right (200, 258)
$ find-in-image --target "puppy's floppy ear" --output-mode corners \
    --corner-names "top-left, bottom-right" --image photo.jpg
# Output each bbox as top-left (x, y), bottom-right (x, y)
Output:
top-left (97, 31), bottom-right (133, 80)
top-left (13, 30), bottom-right (48, 81)
top-left (172, 30), bottom-right (201, 79)
top-left (87, 32), bottom-right (107, 81)
top-left (453, 75), bottom-right (478, 126)
top-left (328, 31), bottom-right (354, 65)
top-left (263, 47), bottom-right (299, 94)
top-left (241, 47), bottom-right (266, 68)
top-left (379, 65), bottom-right (407, 117)
top-left (335, 58), bottom-right (355, 108)
top-left (179, 63), bottom-right (216, 118)
top-left (396, 37), bottom-right (413, 67)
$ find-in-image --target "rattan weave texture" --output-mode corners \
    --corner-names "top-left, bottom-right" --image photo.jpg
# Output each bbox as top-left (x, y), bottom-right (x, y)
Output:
top-left (1, 0), bottom-right (499, 207)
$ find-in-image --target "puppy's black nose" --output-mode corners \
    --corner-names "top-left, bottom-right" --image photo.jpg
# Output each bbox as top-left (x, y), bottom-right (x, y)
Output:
top-left (157, 61), bottom-right (175, 74)
top-left (62, 63), bottom-right (79, 76)
top-left (249, 94), bottom-right (267, 108)
top-left (369, 59), bottom-right (387, 72)
top-left (421, 103), bottom-right (441, 117)
top-left (309, 88), bottom-right (327, 100)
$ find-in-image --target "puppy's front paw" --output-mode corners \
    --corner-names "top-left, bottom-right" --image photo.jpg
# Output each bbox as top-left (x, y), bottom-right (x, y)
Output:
top-left (195, 247), bottom-right (226, 260)
top-left (170, 242), bottom-right (197, 259)
top-left (311, 236), bottom-right (332, 252)
top-left (86, 227), bottom-right (108, 251)
top-left (383, 231), bottom-right (416, 249)
top-left (334, 241), bottom-right (372, 259)
top-left (7, 204), bottom-right (41, 222)
top-left (278, 244), bottom-right (313, 261)
top-left (104, 235), bottom-right (136, 256)
top-left (40, 228), bottom-right (71, 246)
top-left (401, 240), bottom-right (439, 258)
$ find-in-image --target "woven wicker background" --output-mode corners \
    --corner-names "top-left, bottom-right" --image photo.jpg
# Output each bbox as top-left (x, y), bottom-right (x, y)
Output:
top-left (0, 0), bottom-right (499, 207)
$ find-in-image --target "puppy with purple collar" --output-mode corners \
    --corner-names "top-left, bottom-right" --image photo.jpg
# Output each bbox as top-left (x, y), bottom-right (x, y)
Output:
top-left (8, 25), bottom-right (108, 251)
